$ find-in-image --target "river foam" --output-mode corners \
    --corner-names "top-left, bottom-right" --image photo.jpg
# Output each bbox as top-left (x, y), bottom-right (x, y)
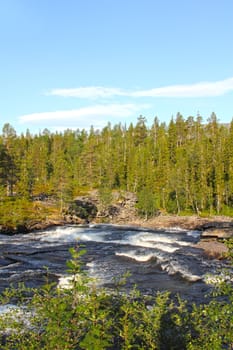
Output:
top-left (2, 224), bottom-right (228, 300)
top-left (37, 226), bottom-right (196, 253)
top-left (32, 225), bottom-right (205, 283)
top-left (115, 250), bottom-right (156, 262)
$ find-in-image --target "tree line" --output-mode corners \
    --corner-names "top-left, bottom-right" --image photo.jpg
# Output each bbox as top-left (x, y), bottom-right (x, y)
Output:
top-left (1, 112), bottom-right (233, 217)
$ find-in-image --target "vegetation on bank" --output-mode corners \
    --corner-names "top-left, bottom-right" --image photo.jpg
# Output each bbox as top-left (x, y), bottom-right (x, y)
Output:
top-left (1, 113), bottom-right (233, 229)
top-left (0, 244), bottom-right (232, 349)
top-left (1, 115), bottom-right (233, 348)
top-left (0, 196), bottom-right (62, 232)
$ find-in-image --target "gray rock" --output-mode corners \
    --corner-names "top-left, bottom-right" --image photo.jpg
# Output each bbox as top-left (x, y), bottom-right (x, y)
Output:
top-left (201, 228), bottom-right (233, 239)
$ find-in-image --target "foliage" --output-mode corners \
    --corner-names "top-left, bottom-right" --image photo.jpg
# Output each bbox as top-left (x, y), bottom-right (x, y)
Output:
top-left (0, 244), bottom-right (233, 349)
top-left (1, 117), bottom-right (233, 348)
top-left (2, 115), bottom-right (233, 219)
top-left (98, 185), bottom-right (113, 211)
top-left (186, 240), bottom-right (233, 350)
top-left (136, 187), bottom-right (159, 219)
top-left (0, 197), bottom-right (59, 230)
top-left (0, 113), bottom-right (233, 220)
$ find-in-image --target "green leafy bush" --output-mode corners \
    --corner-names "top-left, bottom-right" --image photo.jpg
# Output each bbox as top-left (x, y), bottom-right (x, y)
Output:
top-left (0, 244), bottom-right (232, 349)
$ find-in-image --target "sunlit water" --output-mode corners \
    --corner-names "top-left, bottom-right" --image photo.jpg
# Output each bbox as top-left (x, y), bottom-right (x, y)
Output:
top-left (0, 224), bottom-right (229, 302)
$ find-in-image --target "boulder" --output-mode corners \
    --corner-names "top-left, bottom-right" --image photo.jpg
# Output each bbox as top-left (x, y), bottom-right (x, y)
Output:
top-left (66, 198), bottom-right (98, 222)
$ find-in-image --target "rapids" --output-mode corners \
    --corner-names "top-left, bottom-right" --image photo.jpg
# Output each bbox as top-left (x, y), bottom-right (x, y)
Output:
top-left (0, 224), bottom-right (229, 303)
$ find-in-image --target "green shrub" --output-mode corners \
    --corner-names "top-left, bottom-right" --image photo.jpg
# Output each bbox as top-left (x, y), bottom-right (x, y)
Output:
top-left (0, 243), bottom-right (232, 349)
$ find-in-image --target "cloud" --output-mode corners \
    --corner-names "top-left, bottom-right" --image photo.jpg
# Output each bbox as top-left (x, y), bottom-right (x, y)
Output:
top-left (48, 86), bottom-right (126, 99)
top-left (19, 104), bottom-right (146, 129)
top-left (131, 77), bottom-right (233, 98)
top-left (47, 77), bottom-right (233, 99)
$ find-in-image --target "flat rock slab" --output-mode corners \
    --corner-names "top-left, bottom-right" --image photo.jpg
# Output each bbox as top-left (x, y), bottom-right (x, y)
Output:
top-left (195, 240), bottom-right (229, 259)
top-left (201, 228), bottom-right (233, 239)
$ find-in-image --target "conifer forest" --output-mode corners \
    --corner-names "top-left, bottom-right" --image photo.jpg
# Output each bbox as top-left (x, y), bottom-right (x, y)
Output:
top-left (1, 113), bottom-right (233, 349)
top-left (1, 112), bottom-right (233, 218)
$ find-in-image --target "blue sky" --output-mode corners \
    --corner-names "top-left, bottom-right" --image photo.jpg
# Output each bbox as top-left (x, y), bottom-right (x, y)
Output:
top-left (1, 0), bottom-right (233, 134)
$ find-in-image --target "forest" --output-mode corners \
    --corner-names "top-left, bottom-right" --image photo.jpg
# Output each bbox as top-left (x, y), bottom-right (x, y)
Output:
top-left (1, 112), bottom-right (233, 225)
top-left (0, 114), bottom-right (233, 348)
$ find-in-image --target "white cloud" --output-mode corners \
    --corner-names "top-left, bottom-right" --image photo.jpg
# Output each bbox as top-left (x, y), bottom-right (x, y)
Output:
top-left (19, 104), bottom-right (146, 128)
top-left (131, 77), bottom-right (233, 98)
top-left (47, 77), bottom-right (233, 99)
top-left (48, 86), bottom-right (126, 99)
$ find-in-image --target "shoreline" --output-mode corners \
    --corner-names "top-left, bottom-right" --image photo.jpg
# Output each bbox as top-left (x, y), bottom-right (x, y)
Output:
top-left (120, 214), bottom-right (233, 231)
top-left (112, 215), bottom-right (232, 259)
top-left (1, 214), bottom-right (232, 259)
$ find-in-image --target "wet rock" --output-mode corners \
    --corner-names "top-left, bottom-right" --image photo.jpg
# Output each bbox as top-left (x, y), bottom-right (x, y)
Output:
top-left (201, 221), bottom-right (233, 230)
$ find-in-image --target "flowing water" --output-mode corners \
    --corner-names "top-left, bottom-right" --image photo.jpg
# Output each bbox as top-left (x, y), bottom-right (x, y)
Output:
top-left (0, 224), bottom-right (229, 303)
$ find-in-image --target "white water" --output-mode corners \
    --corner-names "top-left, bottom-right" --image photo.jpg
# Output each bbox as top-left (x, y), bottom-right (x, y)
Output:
top-left (37, 226), bottom-right (196, 252)
top-left (0, 305), bottom-right (32, 334)
top-left (124, 231), bottom-right (191, 252)
top-left (36, 226), bottom-right (198, 284)
top-left (2, 224), bottom-right (228, 300)
top-left (28, 225), bottom-right (205, 283)
top-left (0, 304), bottom-right (21, 315)
top-left (115, 251), bottom-right (157, 262)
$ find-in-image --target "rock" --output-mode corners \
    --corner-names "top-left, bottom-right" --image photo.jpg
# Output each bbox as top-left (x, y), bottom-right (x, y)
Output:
top-left (27, 219), bottom-right (65, 231)
top-left (63, 215), bottom-right (86, 224)
top-left (66, 198), bottom-right (98, 222)
top-left (201, 221), bottom-right (233, 230)
top-left (195, 240), bottom-right (229, 259)
top-left (65, 191), bottom-right (138, 225)
top-left (201, 228), bottom-right (233, 239)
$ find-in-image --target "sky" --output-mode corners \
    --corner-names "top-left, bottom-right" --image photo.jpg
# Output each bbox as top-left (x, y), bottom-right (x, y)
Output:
top-left (0, 0), bottom-right (233, 134)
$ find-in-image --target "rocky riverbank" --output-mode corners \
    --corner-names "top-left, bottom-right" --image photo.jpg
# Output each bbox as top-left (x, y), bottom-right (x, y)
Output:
top-left (63, 191), bottom-right (233, 260)
top-left (1, 190), bottom-right (233, 259)
top-left (113, 215), bottom-right (232, 259)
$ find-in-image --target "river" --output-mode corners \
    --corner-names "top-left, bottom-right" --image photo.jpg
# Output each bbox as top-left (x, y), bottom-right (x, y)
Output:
top-left (0, 224), bottom-right (229, 303)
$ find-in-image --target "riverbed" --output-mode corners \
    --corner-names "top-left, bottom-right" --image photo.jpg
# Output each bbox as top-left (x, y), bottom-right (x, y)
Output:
top-left (0, 224), bottom-right (230, 303)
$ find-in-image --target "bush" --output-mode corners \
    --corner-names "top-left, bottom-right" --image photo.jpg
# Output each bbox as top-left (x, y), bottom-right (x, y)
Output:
top-left (0, 243), bottom-right (232, 349)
